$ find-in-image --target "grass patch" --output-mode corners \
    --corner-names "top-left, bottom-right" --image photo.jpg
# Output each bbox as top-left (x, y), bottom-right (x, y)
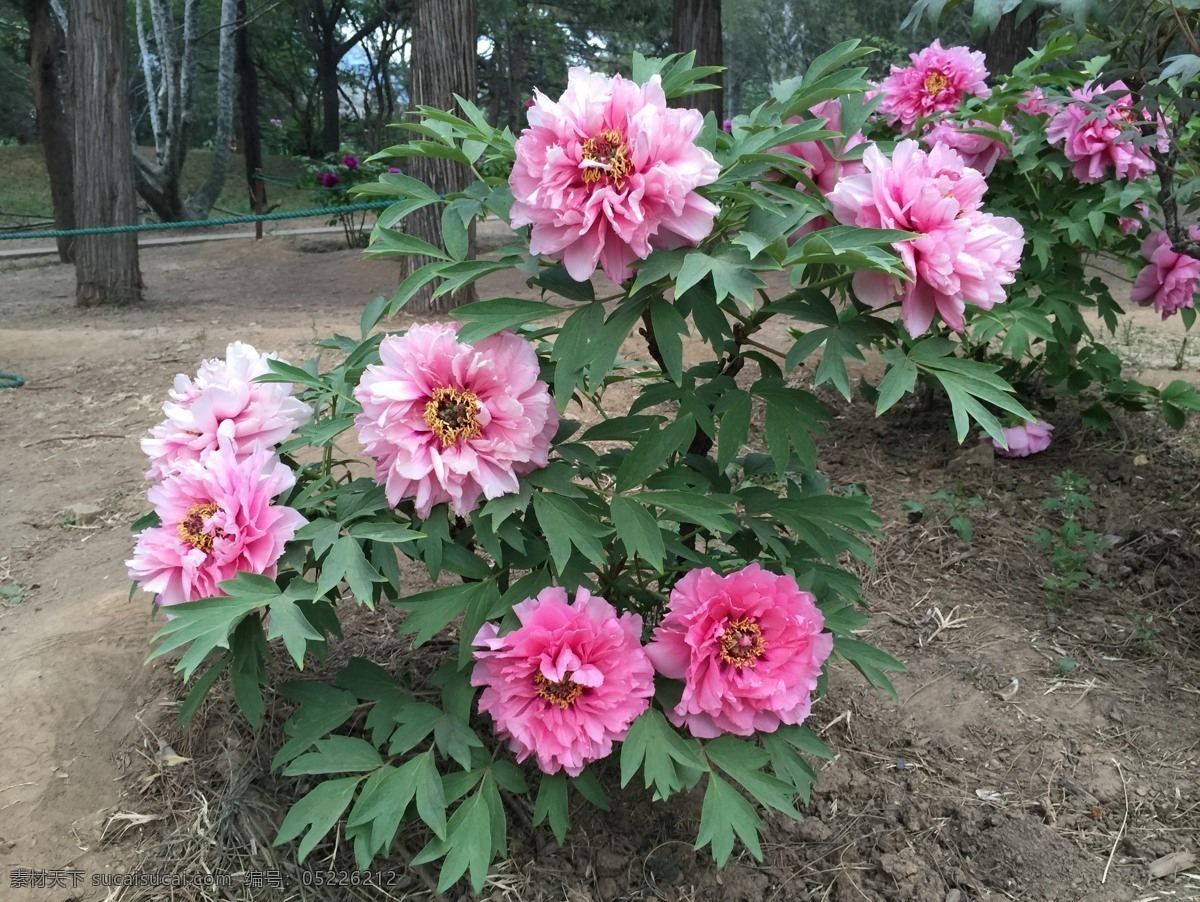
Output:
top-left (0, 146), bottom-right (326, 230)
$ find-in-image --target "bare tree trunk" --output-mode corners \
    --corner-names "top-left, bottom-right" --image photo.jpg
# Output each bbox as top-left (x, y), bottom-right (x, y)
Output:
top-left (977, 10), bottom-right (1042, 79)
top-left (23, 0), bottom-right (75, 263)
top-left (72, 0), bottom-right (142, 306)
top-left (671, 0), bottom-right (723, 120)
top-left (406, 0), bottom-right (477, 314)
top-left (317, 26), bottom-right (341, 153)
top-left (185, 0), bottom-right (238, 219)
top-left (235, 0), bottom-right (265, 213)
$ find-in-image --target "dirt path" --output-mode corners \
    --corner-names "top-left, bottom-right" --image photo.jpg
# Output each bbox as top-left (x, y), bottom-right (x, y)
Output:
top-left (0, 230), bottom-right (1197, 901)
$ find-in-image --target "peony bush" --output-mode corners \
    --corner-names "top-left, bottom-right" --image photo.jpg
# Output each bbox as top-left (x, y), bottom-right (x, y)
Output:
top-left (129, 34), bottom-right (1196, 892)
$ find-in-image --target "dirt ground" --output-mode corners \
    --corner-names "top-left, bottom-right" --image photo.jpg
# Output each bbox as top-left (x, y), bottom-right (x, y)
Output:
top-left (0, 227), bottom-right (1198, 902)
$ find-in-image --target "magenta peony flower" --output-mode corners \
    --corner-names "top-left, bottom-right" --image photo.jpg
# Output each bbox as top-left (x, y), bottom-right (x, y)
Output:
top-left (472, 586), bottom-right (655, 776)
top-left (142, 342), bottom-right (313, 482)
top-left (827, 140), bottom-right (1024, 338)
top-left (773, 99), bottom-right (867, 236)
top-left (1131, 229), bottom-right (1200, 319)
top-left (509, 67), bottom-right (720, 284)
top-left (989, 419), bottom-right (1054, 458)
top-left (318, 172), bottom-right (341, 188)
top-left (646, 564), bottom-right (832, 739)
top-left (353, 323), bottom-right (557, 519)
top-left (127, 442), bottom-right (306, 606)
top-left (1046, 81), bottom-right (1168, 184)
top-left (878, 40), bottom-right (990, 131)
top-left (341, 154), bottom-right (360, 169)
top-left (921, 119), bottom-right (1012, 176)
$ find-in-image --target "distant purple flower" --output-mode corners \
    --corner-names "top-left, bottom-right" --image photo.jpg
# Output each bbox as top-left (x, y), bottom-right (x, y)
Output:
top-left (341, 154), bottom-right (360, 169)
top-left (269, 118), bottom-right (283, 128)
top-left (387, 167), bottom-right (402, 174)
top-left (318, 172), bottom-right (341, 188)
top-left (722, 119), bottom-right (732, 132)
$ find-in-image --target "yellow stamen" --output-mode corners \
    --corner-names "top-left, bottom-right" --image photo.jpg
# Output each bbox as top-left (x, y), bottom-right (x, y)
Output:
top-left (423, 386), bottom-right (482, 448)
top-left (581, 129), bottom-right (633, 191)
top-left (924, 72), bottom-right (949, 95)
top-left (178, 502), bottom-right (221, 554)
top-left (719, 617), bottom-right (767, 668)
top-left (535, 672), bottom-right (584, 709)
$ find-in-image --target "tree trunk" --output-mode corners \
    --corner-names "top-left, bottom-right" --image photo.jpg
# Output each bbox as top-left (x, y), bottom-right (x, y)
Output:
top-left (23, 0), bottom-right (75, 263)
top-left (235, 0), bottom-right (265, 213)
top-left (671, 0), bottom-right (723, 120)
top-left (72, 0), bottom-right (142, 306)
top-left (317, 30), bottom-right (341, 153)
top-left (406, 0), bottom-right (477, 314)
top-left (977, 10), bottom-right (1042, 79)
top-left (184, 0), bottom-right (238, 219)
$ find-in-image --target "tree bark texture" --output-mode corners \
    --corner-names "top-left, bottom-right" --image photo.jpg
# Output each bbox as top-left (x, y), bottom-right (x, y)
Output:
top-left (406, 0), bottom-right (477, 314)
top-left (671, 0), bottom-right (723, 120)
top-left (236, 0), bottom-right (265, 213)
top-left (23, 0), bottom-right (75, 263)
top-left (184, 0), bottom-right (239, 219)
top-left (72, 0), bottom-right (142, 306)
top-left (977, 10), bottom-right (1042, 79)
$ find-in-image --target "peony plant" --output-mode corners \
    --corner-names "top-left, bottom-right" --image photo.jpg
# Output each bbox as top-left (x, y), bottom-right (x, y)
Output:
top-left (132, 48), bottom-right (1077, 892)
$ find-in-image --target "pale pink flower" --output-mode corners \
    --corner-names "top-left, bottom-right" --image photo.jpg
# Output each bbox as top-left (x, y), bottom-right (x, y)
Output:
top-left (773, 99), bottom-right (868, 236)
top-left (1131, 228), bottom-right (1200, 319)
top-left (989, 419), bottom-right (1054, 458)
top-left (509, 67), bottom-right (720, 284)
top-left (921, 119), bottom-right (1012, 176)
top-left (127, 442), bottom-right (306, 606)
top-left (1015, 87), bottom-right (1058, 117)
top-left (142, 342), bottom-right (313, 482)
top-left (878, 40), bottom-right (991, 131)
top-left (472, 586), bottom-right (655, 776)
top-left (1046, 81), bottom-right (1168, 183)
top-left (827, 140), bottom-right (1024, 338)
top-left (1119, 201), bottom-right (1150, 236)
top-left (646, 564), bottom-right (832, 739)
top-left (353, 323), bottom-right (557, 519)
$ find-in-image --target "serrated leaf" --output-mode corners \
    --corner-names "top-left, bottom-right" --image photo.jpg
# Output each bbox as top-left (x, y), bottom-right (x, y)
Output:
top-left (705, 736), bottom-right (802, 820)
top-left (614, 413), bottom-right (695, 492)
top-left (316, 536), bottom-right (382, 605)
top-left (274, 775), bottom-right (363, 862)
top-left (533, 773), bottom-right (569, 844)
top-left (532, 493), bottom-right (612, 572)
top-left (266, 596), bottom-right (324, 668)
top-left (620, 708), bottom-right (707, 798)
top-left (394, 580), bottom-right (495, 646)
top-left (412, 780), bottom-right (495, 893)
top-left (610, 496), bottom-right (666, 573)
top-left (272, 683), bottom-right (361, 770)
top-left (695, 773), bottom-right (763, 866)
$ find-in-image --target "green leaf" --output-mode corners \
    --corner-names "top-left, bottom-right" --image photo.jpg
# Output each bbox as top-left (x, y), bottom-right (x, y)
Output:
top-left (835, 637), bottom-right (906, 699)
top-left (266, 596), bottom-right (324, 669)
top-left (394, 581), bottom-right (496, 646)
top-left (614, 413), bottom-right (695, 492)
top-left (272, 683), bottom-right (361, 770)
top-left (316, 536), bottom-right (382, 605)
top-left (441, 205), bottom-right (469, 261)
top-left (450, 297), bottom-right (565, 344)
top-left (649, 299), bottom-right (688, 384)
top-left (274, 775), bottom-right (363, 863)
top-left (875, 353), bottom-right (918, 414)
top-left (620, 708), bottom-right (707, 798)
top-left (550, 301), bottom-right (605, 410)
top-left (695, 773), bottom-right (763, 866)
top-left (609, 496), bottom-right (666, 573)
top-left (533, 772), bottom-right (569, 844)
top-left (705, 736), bottom-right (802, 820)
top-left (412, 779), bottom-right (497, 893)
top-left (532, 493), bottom-right (612, 572)
top-left (638, 490), bottom-right (736, 534)
top-left (365, 227), bottom-right (449, 261)
top-left (283, 736), bottom-right (384, 776)
top-left (717, 390), bottom-right (752, 470)
top-left (346, 521), bottom-right (423, 544)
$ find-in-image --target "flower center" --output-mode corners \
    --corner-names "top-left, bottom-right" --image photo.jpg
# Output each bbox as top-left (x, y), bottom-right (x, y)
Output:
top-left (924, 72), bottom-right (949, 95)
top-left (535, 672), bottom-right (584, 709)
top-left (423, 386), bottom-right (482, 448)
top-left (178, 502), bottom-right (222, 554)
top-left (719, 617), bottom-right (767, 668)
top-left (581, 129), bottom-right (633, 191)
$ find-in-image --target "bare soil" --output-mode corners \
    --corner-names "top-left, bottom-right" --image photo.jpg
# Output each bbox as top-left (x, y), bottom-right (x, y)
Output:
top-left (0, 227), bottom-right (1197, 902)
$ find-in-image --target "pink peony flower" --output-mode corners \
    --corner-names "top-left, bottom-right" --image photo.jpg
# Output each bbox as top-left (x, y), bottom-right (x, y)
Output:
top-left (921, 119), bottom-right (1012, 176)
top-left (142, 342), bottom-right (313, 482)
top-left (509, 67), bottom-right (720, 284)
top-left (1046, 81), bottom-right (1168, 184)
top-left (1015, 87), bottom-right (1058, 117)
top-left (1131, 228), bottom-right (1200, 319)
top-left (878, 40), bottom-right (991, 131)
top-left (827, 140), bottom-right (1025, 338)
top-left (645, 564), bottom-right (832, 739)
top-left (353, 323), bottom-right (557, 519)
top-left (472, 586), bottom-right (655, 776)
top-left (773, 99), bottom-right (868, 235)
top-left (127, 442), bottom-right (306, 606)
top-left (989, 419), bottom-right (1054, 458)
top-left (1118, 200), bottom-right (1151, 236)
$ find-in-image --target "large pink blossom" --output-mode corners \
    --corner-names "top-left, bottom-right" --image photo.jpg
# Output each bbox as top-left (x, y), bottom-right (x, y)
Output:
top-left (1131, 228), bottom-right (1200, 319)
top-left (353, 323), bottom-right (557, 519)
top-left (509, 67), bottom-right (720, 284)
top-left (1046, 81), bottom-right (1168, 184)
top-left (921, 119), bottom-right (1012, 176)
top-left (827, 140), bottom-right (1024, 338)
top-left (878, 40), bottom-right (990, 131)
top-left (472, 587), bottom-right (655, 776)
top-left (988, 419), bottom-right (1054, 458)
top-left (773, 99), bottom-right (867, 235)
top-left (127, 442), bottom-right (306, 606)
top-left (142, 342), bottom-right (313, 482)
top-left (645, 564), bottom-right (832, 739)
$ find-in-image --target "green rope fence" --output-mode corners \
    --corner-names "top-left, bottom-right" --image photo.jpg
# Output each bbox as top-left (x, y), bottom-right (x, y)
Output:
top-left (0, 371), bottom-right (22, 389)
top-left (0, 201), bottom-right (394, 241)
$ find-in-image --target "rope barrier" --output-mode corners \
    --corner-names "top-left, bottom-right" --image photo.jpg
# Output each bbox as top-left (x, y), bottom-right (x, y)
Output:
top-left (0, 372), bottom-right (23, 389)
top-left (0, 201), bottom-right (394, 242)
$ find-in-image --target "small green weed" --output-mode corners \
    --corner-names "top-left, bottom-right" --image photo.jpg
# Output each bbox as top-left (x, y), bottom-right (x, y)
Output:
top-left (1031, 470), bottom-right (1108, 604)
top-left (903, 485), bottom-right (985, 542)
